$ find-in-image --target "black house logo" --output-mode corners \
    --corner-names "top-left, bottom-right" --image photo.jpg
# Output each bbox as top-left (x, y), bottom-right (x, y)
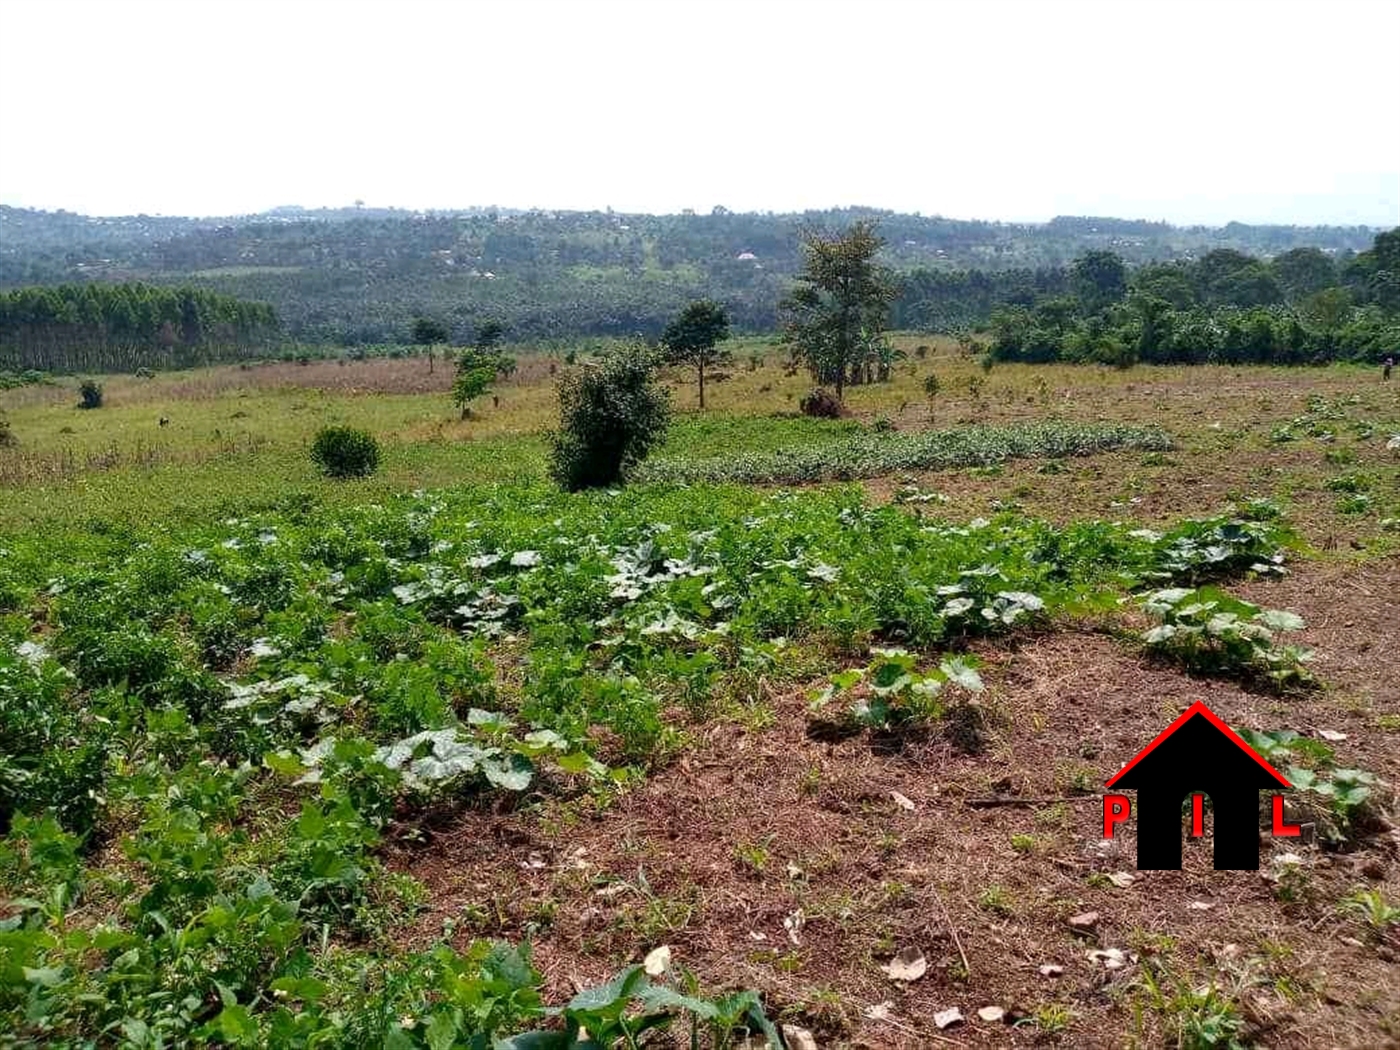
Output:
top-left (1102, 701), bottom-right (1299, 870)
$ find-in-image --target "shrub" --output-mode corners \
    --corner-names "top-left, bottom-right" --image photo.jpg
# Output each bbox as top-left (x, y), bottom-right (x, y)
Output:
top-left (549, 344), bottom-right (671, 491)
top-left (799, 388), bottom-right (844, 419)
top-left (0, 417), bottom-right (14, 448)
top-left (310, 426), bottom-right (381, 479)
top-left (78, 379), bottom-right (103, 409)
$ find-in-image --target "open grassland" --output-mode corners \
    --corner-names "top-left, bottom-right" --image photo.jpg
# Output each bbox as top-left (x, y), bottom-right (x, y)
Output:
top-left (2, 335), bottom-right (1397, 547)
top-left (3, 339), bottom-right (1400, 1048)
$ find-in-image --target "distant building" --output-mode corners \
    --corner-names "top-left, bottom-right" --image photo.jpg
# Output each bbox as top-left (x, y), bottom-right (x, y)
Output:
top-left (736, 251), bottom-right (757, 261)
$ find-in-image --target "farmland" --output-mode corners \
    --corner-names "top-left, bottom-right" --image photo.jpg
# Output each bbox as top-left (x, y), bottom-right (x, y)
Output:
top-left (3, 341), bottom-right (1400, 1048)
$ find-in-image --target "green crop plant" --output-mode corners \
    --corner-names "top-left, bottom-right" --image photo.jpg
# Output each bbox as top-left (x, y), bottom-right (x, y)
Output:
top-left (0, 480), bottom-right (1317, 1042)
top-left (1140, 586), bottom-right (1312, 687)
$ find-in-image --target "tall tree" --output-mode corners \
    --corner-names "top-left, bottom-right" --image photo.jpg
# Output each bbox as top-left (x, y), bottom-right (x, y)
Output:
top-left (1271, 247), bottom-right (1336, 303)
top-left (1070, 250), bottom-right (1128, 313)
top-left (662, 299), bottom-right (730, 409)
top-left (411, 317), bottom-right (450, 346)
top-left (779, 221), bottom-right (897, 400)
top-left (411, 317), bottom-right (449, 373)
top-left (474, 318), bottom-right (506, 350)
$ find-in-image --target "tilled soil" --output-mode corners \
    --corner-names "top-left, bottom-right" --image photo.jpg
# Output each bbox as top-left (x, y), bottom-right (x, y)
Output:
top-left (392, 561), bottom-right (1400, 1049)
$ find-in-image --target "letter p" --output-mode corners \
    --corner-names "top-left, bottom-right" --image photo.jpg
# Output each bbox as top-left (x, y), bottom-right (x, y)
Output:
top-left (1103, 793), bottom-right (1130, 838)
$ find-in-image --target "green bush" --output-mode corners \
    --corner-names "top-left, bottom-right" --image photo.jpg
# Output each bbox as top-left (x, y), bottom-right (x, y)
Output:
top-left (310, 426), bottom-right (381, 479)
top-left (549, 344), bottom-right (671, 491)
top-left (0, 417), bottom-right (14, 448)
top-left (77, 379), bottom-right (103, 409)
top-left (799, 387), bottom-right (844, 419)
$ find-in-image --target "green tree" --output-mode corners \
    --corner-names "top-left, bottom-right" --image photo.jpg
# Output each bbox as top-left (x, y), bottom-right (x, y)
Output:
top-left (1301, 287), bottom-right (1352, 337)
top-left (1209, 262), bottom-right (1283, 308)
top-left (452, 348), bottom-right (504, 418)
top-left (549, 344), bottom-right (671, 491)
top-left (1271, 247), bottom-right (1336, 302)
top-left (1131, 294), bottom-right (1174, 363)
top-left (661, 299), bottom-right (730, 409)
top-left (474, 319), bottom-right (506, 350)
top-left (1070, 251), bottom-right (1127, 313)
top-left (1132, 263), bottom-right (1197, 309)
top-left (411, 317), bottom-right (450, 346)
top-left (780, 221), bottom-right (897, 400)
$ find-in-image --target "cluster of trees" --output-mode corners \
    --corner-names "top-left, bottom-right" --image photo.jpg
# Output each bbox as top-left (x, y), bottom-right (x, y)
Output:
top-left (1, 203), bottom-right (1382, 347)
top-left (0, 283), bottom-right (279, 372)
top-left (987, 232), bottom-right (1400, 366)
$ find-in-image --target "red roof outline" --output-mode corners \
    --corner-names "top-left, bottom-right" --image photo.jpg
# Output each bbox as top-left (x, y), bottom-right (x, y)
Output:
top-left (1104, 700), bottom-right (1291, 789)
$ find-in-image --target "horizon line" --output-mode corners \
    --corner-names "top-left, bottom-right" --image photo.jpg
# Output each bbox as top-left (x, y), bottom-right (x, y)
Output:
top-left (1, 199), bottom-right (1391, 232)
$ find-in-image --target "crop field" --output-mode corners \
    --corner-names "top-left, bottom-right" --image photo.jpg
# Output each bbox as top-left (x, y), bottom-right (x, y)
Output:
top-left (2, 341), bottom-right (1400, 1048)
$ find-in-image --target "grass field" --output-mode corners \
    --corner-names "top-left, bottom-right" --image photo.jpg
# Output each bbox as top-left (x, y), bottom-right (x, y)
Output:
top-left (2, 337), bottom-right (1400, 1048)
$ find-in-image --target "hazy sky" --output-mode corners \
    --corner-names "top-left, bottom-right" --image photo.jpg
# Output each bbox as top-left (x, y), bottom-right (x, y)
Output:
top-left (1, 0), bottom-right (1397, 225)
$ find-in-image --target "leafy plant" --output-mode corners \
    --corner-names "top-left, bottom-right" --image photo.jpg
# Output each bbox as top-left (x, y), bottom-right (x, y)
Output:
top-left (1341, 887), bottom-right (1400, 943)
top-left (810, 648), bottom-right (984, 730)
top-left (1140, 586), bottom-right (1312, 687)
top-left (310, 425), bottom-right (381, 478)
top-left (1285, 766), bottom-right (1382, 843)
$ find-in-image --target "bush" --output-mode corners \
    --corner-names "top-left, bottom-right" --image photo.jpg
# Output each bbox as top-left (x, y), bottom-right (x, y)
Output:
top-left (799, 388), bottom-right (845, 419)
top-left (310, 426), bottom-right (381, 479)
top-left (0, 416), bottom-right (14, 448)
top-left (78, 380), bottom-right (103, 409)
top-left (549, 344), bottom-right (671, 491)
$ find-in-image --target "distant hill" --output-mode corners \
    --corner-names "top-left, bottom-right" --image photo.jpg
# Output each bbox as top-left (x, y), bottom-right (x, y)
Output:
top-left (0, 204), bottom-right (1382, 346)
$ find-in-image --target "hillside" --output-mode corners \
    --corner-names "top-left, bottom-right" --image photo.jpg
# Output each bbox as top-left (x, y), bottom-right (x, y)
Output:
top-left (0, 205), bottom-right (1382, 346)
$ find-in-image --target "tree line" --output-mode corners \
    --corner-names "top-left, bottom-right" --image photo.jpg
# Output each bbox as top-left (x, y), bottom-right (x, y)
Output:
top-left (983, 230), bottom-right (1400, 366)
top-left (1, 203), bottom-right (1383, 347)
top-left (0, 283), bottom-right (279, 373)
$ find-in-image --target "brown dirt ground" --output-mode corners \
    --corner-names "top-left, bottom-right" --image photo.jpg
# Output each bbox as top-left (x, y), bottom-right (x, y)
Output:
top-left (390, 560), bottom-right (1400, 1049)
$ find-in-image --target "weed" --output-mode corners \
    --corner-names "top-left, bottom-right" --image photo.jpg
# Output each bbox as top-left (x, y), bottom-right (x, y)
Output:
top-left (1342, 887), bottom-right (1400, 943)
top-left (1133, 960), bottom-right (1250, 1050)
top-left (978, 884), bottom-right (1015, 915)
top-left (1027, 1002), bottom-right (1075, 1035)
top-left (734, 839), bottom-right (771, 875)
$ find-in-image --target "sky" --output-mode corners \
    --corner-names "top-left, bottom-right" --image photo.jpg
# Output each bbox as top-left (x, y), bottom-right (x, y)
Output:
top-left (1, 0), bottom-right (1397, 227)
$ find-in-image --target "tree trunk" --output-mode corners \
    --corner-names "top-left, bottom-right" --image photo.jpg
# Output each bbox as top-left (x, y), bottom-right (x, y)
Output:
top-left (698, 360), bottom-right (706, 409)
